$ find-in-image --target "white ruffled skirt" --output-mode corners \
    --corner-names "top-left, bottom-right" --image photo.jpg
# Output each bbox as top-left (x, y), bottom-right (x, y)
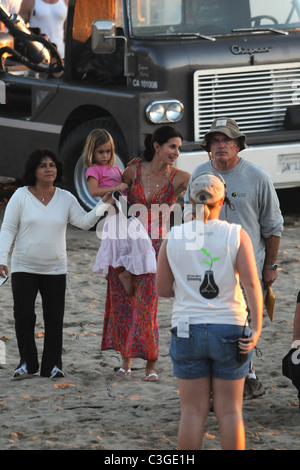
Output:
top-left (93, 212), bottom-right (156, 274)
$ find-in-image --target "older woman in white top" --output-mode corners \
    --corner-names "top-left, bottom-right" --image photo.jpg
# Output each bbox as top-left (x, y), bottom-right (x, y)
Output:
top-left (0, 148), bottom-right (109, 379)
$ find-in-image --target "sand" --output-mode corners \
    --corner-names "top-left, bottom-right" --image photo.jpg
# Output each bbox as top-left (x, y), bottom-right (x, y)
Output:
top-left (0, 206), bottom-right (300, 451)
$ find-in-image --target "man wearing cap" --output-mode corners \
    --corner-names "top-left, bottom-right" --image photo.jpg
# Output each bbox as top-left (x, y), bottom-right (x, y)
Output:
top-left (184, 117), bottom-right (284, 398)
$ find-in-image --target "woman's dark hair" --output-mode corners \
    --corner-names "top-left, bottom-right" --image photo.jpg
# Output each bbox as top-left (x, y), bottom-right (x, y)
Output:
top-left (23, 148), bottom-right (63, 185)
top-left (143, 125), bottom-right (183, 162)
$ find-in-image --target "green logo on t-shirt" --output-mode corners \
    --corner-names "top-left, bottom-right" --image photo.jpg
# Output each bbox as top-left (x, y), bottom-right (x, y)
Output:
top-left (200, 248), bottom-right (220, 299)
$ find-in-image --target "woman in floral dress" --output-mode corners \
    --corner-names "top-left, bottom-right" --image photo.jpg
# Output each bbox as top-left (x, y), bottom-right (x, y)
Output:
top-left (100, 126), bottom-right (190, 381)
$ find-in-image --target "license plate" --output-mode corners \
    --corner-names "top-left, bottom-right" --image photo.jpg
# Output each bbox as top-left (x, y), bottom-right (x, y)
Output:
top-left (277, 154), bottom-right (300, 174)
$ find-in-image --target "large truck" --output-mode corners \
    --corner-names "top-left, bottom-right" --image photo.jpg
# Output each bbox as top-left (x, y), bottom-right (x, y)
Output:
top-left (0, 0), bottom-right (300, 209)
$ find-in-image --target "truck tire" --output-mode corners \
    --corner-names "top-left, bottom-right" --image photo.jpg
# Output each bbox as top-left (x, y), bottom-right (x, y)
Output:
top-left (59, 118), bottom-right (128, 209)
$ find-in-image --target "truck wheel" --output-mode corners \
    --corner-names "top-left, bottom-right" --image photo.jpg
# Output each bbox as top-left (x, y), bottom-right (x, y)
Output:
top-left (59, 118), bottom-right (127, 209)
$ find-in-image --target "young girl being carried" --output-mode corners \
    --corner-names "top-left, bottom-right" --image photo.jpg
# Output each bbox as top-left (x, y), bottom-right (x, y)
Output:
top-left (83, 129), bottom-right (156, 296)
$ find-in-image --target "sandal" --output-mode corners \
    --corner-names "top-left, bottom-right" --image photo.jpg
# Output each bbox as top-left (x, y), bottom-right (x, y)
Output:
top-left (116, 367), bottom-right (131, 377)
top-left (143, 372), bottom-right (158, 382)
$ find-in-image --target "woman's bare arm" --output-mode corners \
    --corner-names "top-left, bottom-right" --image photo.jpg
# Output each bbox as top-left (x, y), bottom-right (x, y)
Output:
top-left (156, 239), bottom-right (175, 297)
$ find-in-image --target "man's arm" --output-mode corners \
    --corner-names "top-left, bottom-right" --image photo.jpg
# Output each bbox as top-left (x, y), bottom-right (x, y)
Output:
top-left (18, 0), bottom-right (34, 23)
top-left (262, 235), bottom-right (281, 286)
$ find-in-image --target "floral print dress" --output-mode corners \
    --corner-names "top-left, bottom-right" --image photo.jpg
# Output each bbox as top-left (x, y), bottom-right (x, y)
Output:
top-left (101, 163), bottom-right (178, 361)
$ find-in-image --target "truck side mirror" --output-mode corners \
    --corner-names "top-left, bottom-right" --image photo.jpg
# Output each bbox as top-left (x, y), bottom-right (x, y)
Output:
top-left (91, 20), bottom-right (116, 54)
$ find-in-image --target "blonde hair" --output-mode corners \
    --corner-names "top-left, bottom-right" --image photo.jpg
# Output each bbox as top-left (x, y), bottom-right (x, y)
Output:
top-left (203, 204), bottom-right (210, 223)
top-left (193, 202), bottom-right (220, 223)
top-left (83, 129), bottom-right (116, 168)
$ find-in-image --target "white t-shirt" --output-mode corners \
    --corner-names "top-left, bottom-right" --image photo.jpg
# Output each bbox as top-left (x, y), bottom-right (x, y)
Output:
top-left (0, 0), bottom-right (22, 14)
top-left (0, 0), bottom-right (22, 31)
top-left (29, 0), bottom-right (68, 57)
top-left (0, 186), bottom-right (108, 274)
top-left (166, 219), bottom-right (248, 327)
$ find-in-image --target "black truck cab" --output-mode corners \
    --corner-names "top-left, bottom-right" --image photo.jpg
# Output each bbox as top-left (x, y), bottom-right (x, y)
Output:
top-left (0, 0), bottom-right (300, 208)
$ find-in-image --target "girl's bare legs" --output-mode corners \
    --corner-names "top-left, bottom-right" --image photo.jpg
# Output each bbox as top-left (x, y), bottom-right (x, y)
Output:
top-left (177, 377), bottom-right (211, 449)
top-left (118, 269), bottom-right (134, 296)
top-left (212, 377), bottom-right (246, 450)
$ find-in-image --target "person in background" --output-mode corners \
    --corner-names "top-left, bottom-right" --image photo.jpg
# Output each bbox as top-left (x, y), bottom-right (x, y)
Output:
top-left (0, 148), bottom-right (110, 379)
top-left (18, 0), bottom-right (68, 57)
top-left (184, 117), bottom-right (283, 398)
top-left (292, 293), bottom-right (300, 348)
top-left (0, 0), bottom-right (23, 31)
top-left (157, 173), bottom-right (263, 449)
top-left (282, 291), bottom-right (300, 408)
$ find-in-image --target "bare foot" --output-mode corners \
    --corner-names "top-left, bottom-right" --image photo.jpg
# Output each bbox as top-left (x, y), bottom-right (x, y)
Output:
top-left (119, 270), bottom-right (134, 296)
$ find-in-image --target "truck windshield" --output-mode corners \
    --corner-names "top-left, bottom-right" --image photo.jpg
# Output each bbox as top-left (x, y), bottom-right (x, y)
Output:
top-left (128, 0), bottom-right (300, 37)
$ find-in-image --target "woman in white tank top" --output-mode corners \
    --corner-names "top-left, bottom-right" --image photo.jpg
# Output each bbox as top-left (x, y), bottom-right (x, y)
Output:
top-left (19, 0), bottom-right (68, 57)
top-left (156, 172), bottom-right (263, 450)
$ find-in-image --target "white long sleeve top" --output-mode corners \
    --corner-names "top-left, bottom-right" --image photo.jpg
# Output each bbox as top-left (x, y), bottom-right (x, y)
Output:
top-left (0, 186), bottom-right (107, 274)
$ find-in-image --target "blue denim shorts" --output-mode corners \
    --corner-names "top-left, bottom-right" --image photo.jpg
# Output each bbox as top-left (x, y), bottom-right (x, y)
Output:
top-left (169, 323), bottom-right (253, 380)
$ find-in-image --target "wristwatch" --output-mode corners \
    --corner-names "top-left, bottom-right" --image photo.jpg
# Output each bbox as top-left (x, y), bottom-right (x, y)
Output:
top-left (264, 263), bottom-right (278, 270)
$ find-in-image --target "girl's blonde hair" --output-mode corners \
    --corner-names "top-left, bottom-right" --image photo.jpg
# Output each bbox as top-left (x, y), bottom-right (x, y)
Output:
top-left (83, 129), bottom-right (116, 168)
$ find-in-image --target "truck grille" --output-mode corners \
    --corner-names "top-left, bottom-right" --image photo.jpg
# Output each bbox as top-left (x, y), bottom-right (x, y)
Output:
top-left (194, 62), bottom-right (300, 140)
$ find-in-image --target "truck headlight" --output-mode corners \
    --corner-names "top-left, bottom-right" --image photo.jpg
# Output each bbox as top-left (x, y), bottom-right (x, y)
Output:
top-left (146, 100), bottom-right (184, 123)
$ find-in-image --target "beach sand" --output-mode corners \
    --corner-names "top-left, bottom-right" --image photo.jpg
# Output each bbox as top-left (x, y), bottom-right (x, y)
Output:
top-left (0, 205), bottom-right (300, 451)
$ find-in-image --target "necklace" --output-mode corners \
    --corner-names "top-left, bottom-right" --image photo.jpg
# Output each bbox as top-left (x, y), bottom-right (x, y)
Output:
top-left (147, 166), bottom-right (170, 197)
top-left (34, 187), bottom-right (55, 203)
